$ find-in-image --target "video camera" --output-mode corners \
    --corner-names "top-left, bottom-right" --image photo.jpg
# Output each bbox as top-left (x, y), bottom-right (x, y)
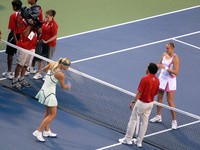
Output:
top-left (20, 5), bottom-right (42, 29)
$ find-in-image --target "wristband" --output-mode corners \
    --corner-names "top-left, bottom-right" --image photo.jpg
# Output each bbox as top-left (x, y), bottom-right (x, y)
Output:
top-left (164, 66), bottom-right (169, 70)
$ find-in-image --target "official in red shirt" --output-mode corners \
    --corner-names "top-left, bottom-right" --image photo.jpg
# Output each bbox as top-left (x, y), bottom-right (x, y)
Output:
top-left (17, 20), bottom-right (37, 50)
top-left (32, 9), bottom-right (58, 80)
top-left (119, 63), bottom-right (160, 148)
top-left (41, 9), bottom-right (58, 59)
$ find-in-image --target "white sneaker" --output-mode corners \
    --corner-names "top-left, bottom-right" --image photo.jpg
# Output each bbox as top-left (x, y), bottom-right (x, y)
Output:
top-left (2, 72), bottom-right (6, 77)
top-left (43, 129), bottom-right (57, 137)
top-left (150, 115), bottom-right (162, 123)
top-left (118, 138), bottom-right (132, 145)
top-left (172, 120), bottom-right (177, 130)
top-left (133, 138), bottom-right (142, 148)
top-left (2, 72), bottom-right (13, 80)
top-left (29, 67), bottom-right (37, 74)
top-left (33, 72), bottom-right (43, 80)
top-left (33, 130), bottom-right (45, 142)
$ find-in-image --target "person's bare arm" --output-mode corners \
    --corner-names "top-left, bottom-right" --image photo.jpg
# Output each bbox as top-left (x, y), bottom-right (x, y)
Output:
top-left (55, 72), bottom-right (70, 90)
top-left (167, 55), bottom-right (180, 76)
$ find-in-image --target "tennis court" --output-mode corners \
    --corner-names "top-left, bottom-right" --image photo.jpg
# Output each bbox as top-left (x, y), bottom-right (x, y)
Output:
top-left (1, 1), bottom-right (200, 150)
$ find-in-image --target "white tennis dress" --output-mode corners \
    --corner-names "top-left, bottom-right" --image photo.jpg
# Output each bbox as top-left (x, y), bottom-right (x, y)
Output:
top-left (158, 54), bottom-right (177, 91)
top-left (35, 70), bottom-right (59, 107)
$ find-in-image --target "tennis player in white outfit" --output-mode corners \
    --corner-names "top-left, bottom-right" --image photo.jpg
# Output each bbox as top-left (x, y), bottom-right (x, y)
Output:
top-left (33, 58), bottom-right (71, 142)
top-left (150, 42), bottom-right (180, 129)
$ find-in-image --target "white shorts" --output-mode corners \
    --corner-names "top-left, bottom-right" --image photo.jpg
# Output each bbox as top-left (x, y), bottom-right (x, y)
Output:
top-left (159, 76), bottom-right (176, 92)
top-left (17, 49), bottom-right (35, 67)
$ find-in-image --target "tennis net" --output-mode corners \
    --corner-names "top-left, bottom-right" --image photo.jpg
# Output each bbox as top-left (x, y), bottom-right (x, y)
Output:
top-left (0, 39), bottom-right (200, 150)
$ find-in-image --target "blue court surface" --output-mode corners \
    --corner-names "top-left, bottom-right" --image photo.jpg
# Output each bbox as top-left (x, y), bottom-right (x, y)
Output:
top-left (1, 6), bottom-right (200, 150)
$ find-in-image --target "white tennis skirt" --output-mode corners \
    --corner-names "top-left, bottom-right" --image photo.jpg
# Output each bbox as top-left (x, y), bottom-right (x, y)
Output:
top-left (35, 90), bottom-right (58, 107)
top-left (159, 76), bottom-right (177, 92)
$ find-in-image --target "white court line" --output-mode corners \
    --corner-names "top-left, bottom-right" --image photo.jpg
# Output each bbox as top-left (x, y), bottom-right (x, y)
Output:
top-left (173, 38), bottom-right (200, 50)
top-left (58, 5), bottom-right (200, 40)
top-left (0, 50), bottom-right (5, 53)
top-left (72, 30), bottom-right (200, 63)
top-left (0, 77), bottom-right (6, 81)
top-left (96, 120), bottom-right (200, 150)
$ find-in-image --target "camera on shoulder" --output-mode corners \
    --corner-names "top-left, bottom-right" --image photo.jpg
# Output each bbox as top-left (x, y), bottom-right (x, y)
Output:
top-left (20, 5), bottom-right (42, 29)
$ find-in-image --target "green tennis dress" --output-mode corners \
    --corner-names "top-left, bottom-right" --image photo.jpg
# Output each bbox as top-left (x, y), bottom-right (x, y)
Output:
top-left (35, 70), bottom-right (59, 107)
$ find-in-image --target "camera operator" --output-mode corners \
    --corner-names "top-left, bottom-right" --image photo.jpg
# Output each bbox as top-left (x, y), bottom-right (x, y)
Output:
top-left (11, 5), bottom-right (42, 90)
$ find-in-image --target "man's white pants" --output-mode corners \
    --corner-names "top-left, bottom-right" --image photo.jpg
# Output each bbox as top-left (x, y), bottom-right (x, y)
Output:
top-left (125, 100), bottom-right (154, 143)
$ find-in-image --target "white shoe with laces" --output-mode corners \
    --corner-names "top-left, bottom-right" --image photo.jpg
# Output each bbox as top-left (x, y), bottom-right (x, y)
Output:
top-left (133, 138), bottom-right (142, 148)
top-left (2, 72), bottom-right (14, 80)
top-left (172, 120), bottom-right (177, 130)
top-left (43, 129), bottom-right (57, 137)
top-left (33, 72), bottom-right (43, 80)
top-left (33, 130), bottom-right (45, 142)
top-left (150, 115), bottom-right (162, 123)
top-left (118, 138), bottom-right (132, 145)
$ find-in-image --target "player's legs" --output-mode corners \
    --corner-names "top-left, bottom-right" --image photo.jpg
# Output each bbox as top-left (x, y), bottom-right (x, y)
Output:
top-left (166, 91), bottom-right (176, 120)
top-left (37, 106), bottom-right (57, 132)
top-left (33, 106), bottom-right (57, 141)
top-left (44, 106), bottom-right (51, 131)
top-left (157, 90), bottom-right (164, 115)
top-left (150, 90), bottom-right (164, 123)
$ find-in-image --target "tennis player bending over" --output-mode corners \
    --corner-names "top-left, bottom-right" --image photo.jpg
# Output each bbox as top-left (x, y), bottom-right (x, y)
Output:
top-left (119, 63), bottom-right (159, 148)
top-left (33, 58), bottom-right (71, 142)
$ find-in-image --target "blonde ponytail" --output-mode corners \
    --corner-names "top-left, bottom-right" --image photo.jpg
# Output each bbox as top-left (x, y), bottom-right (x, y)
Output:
top-left (51, 58), bottom-right (71, 72)
top-left (51, 58), bottom-right (63, 72)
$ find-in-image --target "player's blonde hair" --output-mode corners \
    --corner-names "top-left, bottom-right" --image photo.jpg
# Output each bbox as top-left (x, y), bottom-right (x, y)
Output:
top-left (52, 58), bottom-right (71, 72)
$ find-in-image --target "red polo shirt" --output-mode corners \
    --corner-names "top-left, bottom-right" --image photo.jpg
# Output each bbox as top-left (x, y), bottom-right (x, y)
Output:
top-left (17, 20), bottom-right (37, 50)
top-left (138, 73), bottom-right (160, 103)
top-left (8, 12), bottom-right (23, 34)
top-left (41, 18), bottom-right (58, 47)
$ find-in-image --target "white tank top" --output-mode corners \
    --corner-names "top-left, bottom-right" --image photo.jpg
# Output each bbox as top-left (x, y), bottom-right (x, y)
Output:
top-left (159, 54), bottom-right (176, 79)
